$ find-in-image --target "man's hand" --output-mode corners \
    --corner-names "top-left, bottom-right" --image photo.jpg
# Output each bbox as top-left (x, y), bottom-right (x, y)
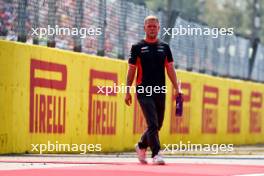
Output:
top-left (176, 80), bottom-right (183, 95)
top-left (125, 93), bottom-right (132, 106)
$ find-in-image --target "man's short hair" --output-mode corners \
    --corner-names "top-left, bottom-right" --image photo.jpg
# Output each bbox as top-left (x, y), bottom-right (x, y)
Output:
top-left (144, 15), bottom-right (159, 24)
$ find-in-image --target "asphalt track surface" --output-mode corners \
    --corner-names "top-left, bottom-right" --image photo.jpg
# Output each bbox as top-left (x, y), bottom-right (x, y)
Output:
top-left (0, 154), bottom-right (264, 176)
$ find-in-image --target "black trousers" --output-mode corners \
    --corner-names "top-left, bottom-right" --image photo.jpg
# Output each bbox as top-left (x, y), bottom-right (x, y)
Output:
top-left (137, 94), bottom-right (165, 158)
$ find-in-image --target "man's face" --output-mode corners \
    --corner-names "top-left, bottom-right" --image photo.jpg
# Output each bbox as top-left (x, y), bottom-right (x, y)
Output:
top-left (144, 19), bottom-right (160, 39)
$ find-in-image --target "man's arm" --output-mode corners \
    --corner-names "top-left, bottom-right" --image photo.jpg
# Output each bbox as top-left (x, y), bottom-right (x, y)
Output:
top-left (125, 44), bottom-right (138, 106)
top-left (166, 63), bottom-right (180, 94)
top-left (164, 44), bottom-right (181, 94)
top-left (125, 65), bottom-right (136, 106)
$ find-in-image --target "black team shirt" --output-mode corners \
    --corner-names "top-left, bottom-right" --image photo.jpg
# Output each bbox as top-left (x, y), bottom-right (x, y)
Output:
top-left (128, 39), bottom-right (174, 97)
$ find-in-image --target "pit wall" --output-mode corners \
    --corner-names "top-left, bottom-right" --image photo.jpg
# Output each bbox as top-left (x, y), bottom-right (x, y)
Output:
top-left (0, 40), bottom-right (263, 154)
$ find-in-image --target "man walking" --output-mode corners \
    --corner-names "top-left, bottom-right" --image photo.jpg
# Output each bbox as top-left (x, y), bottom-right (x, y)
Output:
top-left (125, 15), bottom-right (181, 165)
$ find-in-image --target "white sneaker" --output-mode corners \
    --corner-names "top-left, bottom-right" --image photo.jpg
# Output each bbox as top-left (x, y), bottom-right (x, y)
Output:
top-left (135, 144), bottom-right (147, 164)
top-left (153, 154), bottom-right (165, 165)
